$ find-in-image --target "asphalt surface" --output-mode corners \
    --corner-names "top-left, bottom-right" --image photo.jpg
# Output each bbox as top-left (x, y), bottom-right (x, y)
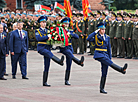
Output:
top-left (0, 50), bottom-right (138, 102)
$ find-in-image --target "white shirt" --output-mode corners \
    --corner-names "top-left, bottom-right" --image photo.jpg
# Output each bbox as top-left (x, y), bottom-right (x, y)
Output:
top-left (101, 35), bottom-right (105, 40)
top-left (112, 20), bottom-right (115, 24)
top-left (127, 20), bottom-right (130, 24)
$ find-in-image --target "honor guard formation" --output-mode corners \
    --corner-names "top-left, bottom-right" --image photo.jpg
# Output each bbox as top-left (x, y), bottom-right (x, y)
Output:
top-left (1, 8), bottom-right (138, 94)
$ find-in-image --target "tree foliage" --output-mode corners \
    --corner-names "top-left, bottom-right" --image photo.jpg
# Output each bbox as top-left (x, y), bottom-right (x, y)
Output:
top-left (112, 0), bottom-right (138, 10)
top-left (0, 0), bottom-right (6, 9)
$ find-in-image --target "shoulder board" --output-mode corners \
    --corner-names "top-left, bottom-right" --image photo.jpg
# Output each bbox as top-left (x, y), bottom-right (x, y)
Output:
top-left (106, 20), bottom-right (108, 22)
top-left (130, 21), bottom-right (133, 23)
top-left (100, 18), bottom-right (102, 20)
top-left (116, 21), bottom-right (118, 22)
top-left (36, 29), bottom-right (39, 31)
top-left (88, 20), bottom-right (89, 22)
top-left (94, 20), bottom-right (96, 21)
top-left (122, 20), bottom-right (124, 22)
top-left (81, 20), bottom-right (83, 22)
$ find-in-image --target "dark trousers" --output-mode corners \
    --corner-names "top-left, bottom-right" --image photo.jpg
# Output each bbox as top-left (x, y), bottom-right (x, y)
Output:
top-left (133, 40), bottom-right (138, 57)
top-left (96, 57), bottom-right (113, 77)
top-left (60, 46), bottom-right (74, 71)
top-left (111, 38), bottom-right (117, 56)
top-left (72, 38), bottom-right (78, 53)
top-left (38, 47), bottom-right (53, 72)
top-left (12, 52), bottom-right (27, 77)
top-left (117, 38), bottom-right (125, 57)
top-left (0, 57), bottom-right (5, 78)
top-left (125, 39), bottom-right (133, 57)
top-left (78, 37), bottom-right (84, 54)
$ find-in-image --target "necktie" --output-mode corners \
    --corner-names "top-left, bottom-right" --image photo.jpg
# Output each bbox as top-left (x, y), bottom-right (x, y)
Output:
top-left (0, 33), bottom-right (1, 41)
top-left (102, 36), bottom-right (104, 41)
top-left (20, 31), bottom-right (22, 40)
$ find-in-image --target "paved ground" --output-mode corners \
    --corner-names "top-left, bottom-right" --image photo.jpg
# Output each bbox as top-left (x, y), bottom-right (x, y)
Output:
top-left (0, 50), bottom-right (138, 102)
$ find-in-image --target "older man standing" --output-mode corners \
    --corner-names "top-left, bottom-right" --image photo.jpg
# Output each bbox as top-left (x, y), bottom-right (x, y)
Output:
top-left (0, 24), bottom-right (9, 80)
top-left (10, 22), bottom-right (28, 79)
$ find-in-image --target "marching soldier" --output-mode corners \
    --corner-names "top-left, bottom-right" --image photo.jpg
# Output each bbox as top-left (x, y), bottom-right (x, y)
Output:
top-left (87, 22), bottom-right (128, 94)
top-left (35, 16), bottom-right (64, 87)
top-left (59, 17), bottom-right (84, 85)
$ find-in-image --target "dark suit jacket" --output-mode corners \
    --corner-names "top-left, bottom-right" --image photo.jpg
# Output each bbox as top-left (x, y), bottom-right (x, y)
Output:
top-left (0, 32), bottom-right (9, 58)
top-left (10, 29), bottom-right (28, 53)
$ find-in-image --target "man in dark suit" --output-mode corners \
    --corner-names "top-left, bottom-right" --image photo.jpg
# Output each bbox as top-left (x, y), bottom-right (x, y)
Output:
top-left (10, 21), bottom-right (29, 79)
top-left (0, 24), bottom-right (9, 80)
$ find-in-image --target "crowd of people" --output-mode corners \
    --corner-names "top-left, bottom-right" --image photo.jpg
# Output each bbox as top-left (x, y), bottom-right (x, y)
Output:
top-left (0, 9), bottom-right (138, 59)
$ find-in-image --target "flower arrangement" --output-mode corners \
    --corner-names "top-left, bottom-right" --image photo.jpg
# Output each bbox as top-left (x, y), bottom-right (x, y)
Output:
top-left (46, 22), bottom-right (72, 47)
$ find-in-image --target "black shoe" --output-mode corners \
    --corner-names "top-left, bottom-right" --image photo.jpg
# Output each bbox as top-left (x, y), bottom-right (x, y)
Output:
top-left (117, 56), bottom-right (124, 58)
top-left (12, 75), bottom-right (16, 79)
top-left (100, 77), bottom-right (107, 94)
top-left (43, 72), bottom-right (51, 87)
top-left (112, 55), bottom-right (117, 57)
top-left (0, 77), bottom-right (7, 80)
top-left (87, 51), bottom-right (91, 53)
top-left (100, 89), bottom-right (107, 94)
top-left (133, 57), bottom-right (138, 60)
top-left (22, 76), bottom-right (29, 79)
top-left (43, 82), bottom-right (51, 87)
top-left (77, 53), bottom-right (83, 55)
top-left (125, 57), bottom-right (132, 59)
top-left (65, 81), bottom-right (71, 86)
top-left (4, 73), bottom-right (8, 76)
top-left (110, 63), bottom-right (127, 74)
top-left (65, 70), bottom-right (71, 86)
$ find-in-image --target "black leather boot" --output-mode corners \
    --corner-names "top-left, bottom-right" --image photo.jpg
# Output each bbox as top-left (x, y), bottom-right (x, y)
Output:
top-left (100, 77), bottom-right (107, 94)
top-left (43, 71), bottom-right (51, 87)
top-left (52, 55), bottom-right (64, 66)
top-left (65, 70), bottom-right (71, 86)
top-left (72, 56), bottom-right (84, 66)
top-left (110, 63), bottom-right (127, 74)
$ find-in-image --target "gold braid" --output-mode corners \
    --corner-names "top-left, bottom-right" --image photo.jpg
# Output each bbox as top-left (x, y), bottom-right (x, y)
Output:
top-left (95, 34), bottom-right (103, 46)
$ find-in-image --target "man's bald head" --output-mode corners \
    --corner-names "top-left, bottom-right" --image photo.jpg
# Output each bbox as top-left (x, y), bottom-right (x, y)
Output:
top-left (0, 24), bottom-right (3, 33)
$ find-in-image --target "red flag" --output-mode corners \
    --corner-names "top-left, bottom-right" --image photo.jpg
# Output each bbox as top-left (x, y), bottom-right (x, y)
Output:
top-left (82, 0), bottom-right (89, 20)
top-left (64, 0), bottom-right (73, 26)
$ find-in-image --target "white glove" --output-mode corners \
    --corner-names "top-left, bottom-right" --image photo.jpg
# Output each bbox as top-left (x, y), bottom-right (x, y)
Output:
top-left (94, 29), bottom-right (100, 33)
top-left (48, 34), bottom-right (51, 37)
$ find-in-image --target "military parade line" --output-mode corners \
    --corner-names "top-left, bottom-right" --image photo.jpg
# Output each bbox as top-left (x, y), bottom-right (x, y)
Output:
top-left (1, 9), bottom-right (138, 94)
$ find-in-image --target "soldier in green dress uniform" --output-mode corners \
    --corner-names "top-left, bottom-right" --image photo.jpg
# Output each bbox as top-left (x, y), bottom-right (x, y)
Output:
top-left (88, 13), bottom-right (96, 55)
top-left (124, 13), bottom-right (134, 59)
